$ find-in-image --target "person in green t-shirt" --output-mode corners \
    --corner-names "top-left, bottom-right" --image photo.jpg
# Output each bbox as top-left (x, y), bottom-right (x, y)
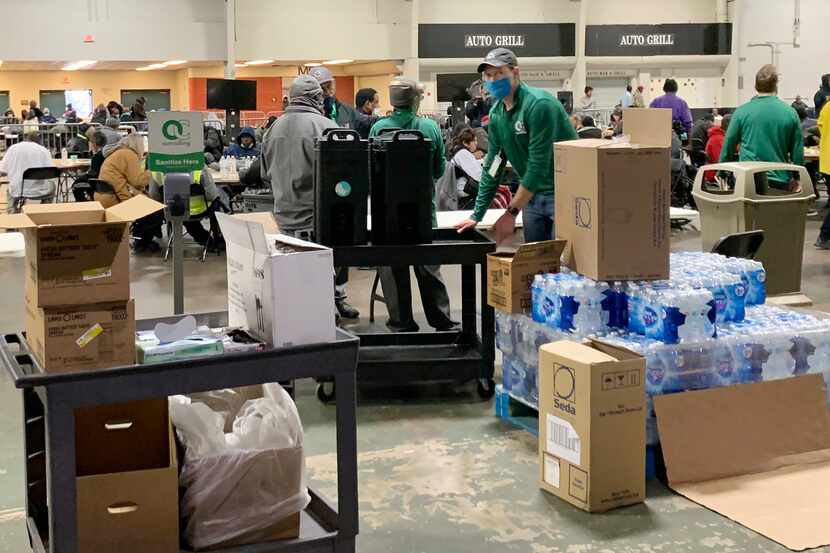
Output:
top-left (368, 79), bottom-right (458, 333)
top-left (719, 64), bottom-right (804, 190)
top-left (455, 48), bottom-right (577, 243)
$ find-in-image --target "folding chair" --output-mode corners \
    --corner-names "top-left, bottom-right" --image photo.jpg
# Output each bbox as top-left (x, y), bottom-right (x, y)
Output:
top-left (710, 230), bottom-right (765, 260)
top-left (10, 166), bottom-right (60, 213)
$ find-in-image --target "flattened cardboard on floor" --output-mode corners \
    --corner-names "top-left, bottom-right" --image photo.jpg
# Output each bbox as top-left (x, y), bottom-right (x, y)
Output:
top-left (487, 240), bottom-right (566, 313)
top-left (554, 108), bottom-right (671, 281)
top-left (0, 196), bottom-right (163, 307)
top-left (538, 340), bottom-right (646, 512)
top-left (655, 375), bottom-right (830, 551)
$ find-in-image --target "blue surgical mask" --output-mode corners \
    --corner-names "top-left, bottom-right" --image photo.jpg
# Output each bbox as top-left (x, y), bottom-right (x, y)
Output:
top-left (484, 77), bottom-right (513, 100)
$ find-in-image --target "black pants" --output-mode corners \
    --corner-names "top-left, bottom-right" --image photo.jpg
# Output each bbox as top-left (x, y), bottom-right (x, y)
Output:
top-left (132, 211), bottom-right (164, 245)
top-left (379, 265), bottom-right (454, 331)
top-left (183, 200), bottom-right (223, 246)
top-left (820, 174), bottom-right (830, 242)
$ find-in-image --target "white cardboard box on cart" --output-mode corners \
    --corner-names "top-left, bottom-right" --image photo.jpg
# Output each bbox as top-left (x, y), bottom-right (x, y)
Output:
top-left (216, 212), bottom-right (336, 348)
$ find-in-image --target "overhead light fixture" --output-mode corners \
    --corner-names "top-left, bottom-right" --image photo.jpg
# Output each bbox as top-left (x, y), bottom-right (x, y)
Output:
top-left (304, 62), bottom-right (322, 67)
top-left (135, 66), bottom-right (153, 71)
top-left (164, 60), bottom-right (187, 66)
top-left (323, 59), bottom-right (354, 65)
top-left (147, 63), bottom-right (167, 69)
top-left (61, 60), bottom-right (96, 71)
top-left (245, 59), bottom-right (273, 66)
top-left (235, 63), bottom-right (248, 68)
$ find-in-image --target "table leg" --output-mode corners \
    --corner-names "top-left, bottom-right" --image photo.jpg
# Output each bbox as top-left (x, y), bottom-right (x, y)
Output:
top-left (461, 264), bottom-right (476, 341)
top-left (334, 370), bottom-right (358, 549)
top-left (44, 394), bottom-right (77, 553)
top-left (480, 263), bottom-right (495, 379)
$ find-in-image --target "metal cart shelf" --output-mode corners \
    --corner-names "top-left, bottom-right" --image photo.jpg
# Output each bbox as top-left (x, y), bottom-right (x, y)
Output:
top-left (0, 312), bottom-right (360, 553)
top-left (328, 228), bottom-right (496, 401)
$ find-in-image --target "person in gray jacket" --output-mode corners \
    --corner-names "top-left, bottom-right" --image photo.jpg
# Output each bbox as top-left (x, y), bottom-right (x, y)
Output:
top-left (261, 75), bottom-right (360, 319)
top-left (99, 117), bottom-right (123, 146)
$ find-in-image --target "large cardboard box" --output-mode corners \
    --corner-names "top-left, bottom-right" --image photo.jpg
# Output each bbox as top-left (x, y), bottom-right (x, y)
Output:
top-left (77, 424), bottom-right (179, 553)
top-left (75, 398), bottom-right (170, 477)
top-left (554, 108), bottom-right (671, 281)
top-left (216, 212), bottom-right (336, 348)
top-left (539, 340), bottom-right (646, 512)
top-left (487, 240), bottom-right (566, 313)
top-left (25, 299), bottom-right (136, 373)
top-left (0, 196), bottom-right (163, 307)
top-left (655, 375), bottom-right (830, 551)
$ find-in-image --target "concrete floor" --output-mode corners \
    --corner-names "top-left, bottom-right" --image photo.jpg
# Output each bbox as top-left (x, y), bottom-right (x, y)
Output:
top-left (1, 217), bottom-right (830, 552)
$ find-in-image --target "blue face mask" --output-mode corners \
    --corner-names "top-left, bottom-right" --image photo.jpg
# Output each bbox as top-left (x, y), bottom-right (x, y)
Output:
top-left (484, 76), bottom-right (513, 100)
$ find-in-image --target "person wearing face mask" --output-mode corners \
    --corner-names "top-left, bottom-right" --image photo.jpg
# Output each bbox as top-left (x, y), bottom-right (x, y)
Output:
top-left (223, 127), bottom-right (260, 158)
top-left (455, 48), bottom-right (577, 244)
top-left (203, 126), bottom-right (225, 170)
top-left (261, 75), bottom-right (361, 320)
top-left (309, 66), bottom-right (376, 139)
top-left (368, 78), bottom-right (459, 333)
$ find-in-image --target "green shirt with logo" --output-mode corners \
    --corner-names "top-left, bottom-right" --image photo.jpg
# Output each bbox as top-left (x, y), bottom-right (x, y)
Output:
top-left (473, 81), bottom-right (576, 222)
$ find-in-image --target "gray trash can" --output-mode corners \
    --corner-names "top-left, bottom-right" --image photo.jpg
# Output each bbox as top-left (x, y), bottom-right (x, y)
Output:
top-left (692, 161), bottom-right (815, 296)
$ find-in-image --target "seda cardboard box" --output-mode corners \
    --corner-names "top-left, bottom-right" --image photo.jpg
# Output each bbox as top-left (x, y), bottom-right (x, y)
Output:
top-left (539, 339), bottom-right (646, 512)
top-left (487, 240), bottom-right (566, 313)
top-left (554, 108), bottom-right (672, 281)
top-left (0, 196), bottom-right (163, 307)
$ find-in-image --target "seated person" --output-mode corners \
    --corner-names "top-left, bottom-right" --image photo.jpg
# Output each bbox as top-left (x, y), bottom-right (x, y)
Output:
top-left (149, 169), bottom-right (226, 251)
top-left (96, 134), bottom-right (159, 252)
top-left (577, 116), bottom-right (603, 139)
top-left (72, 130), bottom-right (108, 201)
top-left (0, 135), bottom-right (57, 213)
top-left (223, 127), bottom-right (260, 158)
top-left (448, 128), bottom-right (483, 205)
top-left (204, 126), bottom-right (225, 169)
top-left (40, 108), bottom-right (57, 124)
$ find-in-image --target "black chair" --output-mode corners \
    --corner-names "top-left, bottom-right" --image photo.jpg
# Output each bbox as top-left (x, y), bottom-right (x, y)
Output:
top-left (88, 178), bottom-right (119, 201)
top-left (164, 182), bottom-right (221, 262)
top-left (711, 230), bottom-right (765, 259)
top-left (10, 166), bottom-right (61, 213)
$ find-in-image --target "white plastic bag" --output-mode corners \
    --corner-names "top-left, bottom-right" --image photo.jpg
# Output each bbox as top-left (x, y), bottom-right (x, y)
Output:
top-left (170, 383), bottom-right (310, 549)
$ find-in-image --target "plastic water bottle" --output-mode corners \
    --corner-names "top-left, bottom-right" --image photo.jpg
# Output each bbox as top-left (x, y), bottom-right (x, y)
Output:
top-left (531, 275), bottom-right (546, 324)
top-left (229, 156), bottom-right (238, 175)
top-left (762, 333), bottom-right (797, 381)
top-left (571, 280), bottom-right (609, 336)
top-left (495, 312), bottom-right (514, 357)
top-left (61, 147), bottom-right (68, 160)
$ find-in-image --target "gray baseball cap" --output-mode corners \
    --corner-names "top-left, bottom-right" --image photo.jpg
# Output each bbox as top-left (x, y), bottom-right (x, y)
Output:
top-left (477, 48), bottom-right (519, 73)
top-left (309, 66), bottom-right (334, 84)
top-left (289, 75), bottom-right (324, 100)
top-left (389, 78), bottom-right (423, 108)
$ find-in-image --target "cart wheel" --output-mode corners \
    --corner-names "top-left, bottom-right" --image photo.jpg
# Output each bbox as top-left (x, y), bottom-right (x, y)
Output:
top-left (316, 382), bottom-right (336, 403)
top-left (477, 378), bottom-right (496, 399)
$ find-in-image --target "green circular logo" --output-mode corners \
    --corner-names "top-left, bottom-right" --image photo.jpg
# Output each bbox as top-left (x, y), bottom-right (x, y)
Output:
top-left (162, 119), bottom-right (184, 140)
top-left (334, 181), bottom-right (352, 197)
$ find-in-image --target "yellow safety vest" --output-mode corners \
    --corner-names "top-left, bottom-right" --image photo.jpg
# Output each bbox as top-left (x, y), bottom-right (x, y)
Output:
top-left (152, 170), bottom-right (207, 216)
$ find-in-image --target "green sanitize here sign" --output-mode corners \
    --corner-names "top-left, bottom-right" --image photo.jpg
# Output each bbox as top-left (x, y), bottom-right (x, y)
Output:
top-left (148, 111), bottom-right (205, 173)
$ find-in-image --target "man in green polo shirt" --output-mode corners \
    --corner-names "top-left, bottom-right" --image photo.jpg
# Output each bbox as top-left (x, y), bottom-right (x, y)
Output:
top-left (455, 48), bottom-right (577, 243)
top-left (368, 79), bottom-right (457, 333)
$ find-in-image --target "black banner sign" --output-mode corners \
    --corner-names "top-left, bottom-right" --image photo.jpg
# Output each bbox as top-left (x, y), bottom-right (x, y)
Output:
top-left (418, 23), bottom-right (576, 59)
top-left (585, 23), bottom-right (732, 56)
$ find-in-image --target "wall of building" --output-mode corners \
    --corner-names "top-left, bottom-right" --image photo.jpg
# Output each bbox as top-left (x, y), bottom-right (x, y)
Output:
top-left (0, 70), bottom-right (189, 114)
top-left (0, 0), bottom-right (225, 61)
top-left (585, 0), bottom-right (719, 24)
top-left (417, 0), bottom-right (579, 23)
top-left (235, 0), bottom-right (412, 61)
top-left (736, 0), bottom-right (825, 105)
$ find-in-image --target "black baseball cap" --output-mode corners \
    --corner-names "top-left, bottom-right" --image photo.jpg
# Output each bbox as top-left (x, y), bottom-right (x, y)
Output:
top-left (477, 48), bottom-right (519, 73)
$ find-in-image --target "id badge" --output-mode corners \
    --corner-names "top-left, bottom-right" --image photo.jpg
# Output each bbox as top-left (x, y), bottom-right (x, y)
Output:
top-left (488, 153), bottom-right (503, 178)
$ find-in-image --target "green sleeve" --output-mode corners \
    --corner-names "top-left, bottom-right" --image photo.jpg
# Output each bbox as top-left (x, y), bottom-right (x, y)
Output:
top-left (522, 99), bottom-right (575, 194)
top-left (719, 111), bottom-right (741, 163)
top-left (791, 115), bottom-right (805, 166)
top-left (430, 124), bottom-right (446, 179)
top-left (472, 124), bottom-right (503, 222)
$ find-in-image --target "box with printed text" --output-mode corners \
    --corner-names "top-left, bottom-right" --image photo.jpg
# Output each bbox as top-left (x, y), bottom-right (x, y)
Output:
top-left (487, 240), bottom-right (566, 314)
top-left (538, 339), bottom-right (646, 512)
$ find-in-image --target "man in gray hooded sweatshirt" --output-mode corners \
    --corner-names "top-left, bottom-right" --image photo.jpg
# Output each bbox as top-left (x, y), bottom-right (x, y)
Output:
top-left (261, 75), bottom-right (360, 319)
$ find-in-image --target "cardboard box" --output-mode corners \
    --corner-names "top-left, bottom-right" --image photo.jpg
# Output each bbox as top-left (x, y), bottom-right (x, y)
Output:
top-left (216, 212), bottom-right (336, 348)
top-left (77, 424), bottom-right (179, 553)
top-left (487, 240), bottom-right (566, 313)
top-left (25, 299), bottom-right (136, 373)
top-left (538, 340), bottom-right (646, 512)
top-left (554, 108), bottom-right (671, 281)
top-left (655, 375), bottom-right (830, 551)
top-left (75, 398), bottom-right (170, 477)
top-left (0, 196), bottom-right (163, 307)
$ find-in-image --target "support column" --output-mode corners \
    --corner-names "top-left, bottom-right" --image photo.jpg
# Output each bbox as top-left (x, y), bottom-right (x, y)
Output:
top-left (225, 0), bottom-right (236, 79)
top-left (722, 0), bottom-right (742, 107)
top-left (570, 0), bottom-right (588, 98)
top-left (403, 0), bottom-right (420, 81)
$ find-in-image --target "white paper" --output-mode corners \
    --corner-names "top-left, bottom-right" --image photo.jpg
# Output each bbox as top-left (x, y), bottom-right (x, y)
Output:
top-left (544, 455), bottom-right (561, 488)
top-left (154, 315), bottom-right (197, 344)
top-left (546, 413), bottom-right (581, 467)
top-left (488, 153), bottom-right (503, 178)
